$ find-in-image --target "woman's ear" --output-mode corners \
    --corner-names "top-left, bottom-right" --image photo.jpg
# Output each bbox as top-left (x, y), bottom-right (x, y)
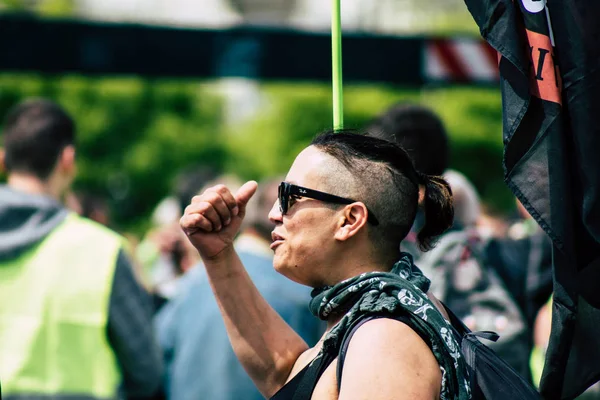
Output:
top-left (334, 203), bottom-right (369, 242)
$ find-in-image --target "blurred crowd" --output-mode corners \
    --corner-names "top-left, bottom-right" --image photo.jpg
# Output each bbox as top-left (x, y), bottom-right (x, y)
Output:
top-left (0, 98), bottom-right (597, 399)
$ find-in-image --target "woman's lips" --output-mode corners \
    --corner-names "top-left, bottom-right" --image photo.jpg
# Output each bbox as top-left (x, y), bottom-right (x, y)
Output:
top-left (270, 240), bottom-right (284, 250)
top-left (271, 232), bottom-right (284, 250)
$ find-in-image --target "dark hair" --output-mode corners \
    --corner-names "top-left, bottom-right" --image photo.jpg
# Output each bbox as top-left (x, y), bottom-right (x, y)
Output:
top-left (366, 103), bottom-right (450, 176)
top-left (311, 130), bottom-right (453, 252)
top-left (416, 173), bottom-right (454, 251)
top-left (2, 99), bottom-right (75, 180)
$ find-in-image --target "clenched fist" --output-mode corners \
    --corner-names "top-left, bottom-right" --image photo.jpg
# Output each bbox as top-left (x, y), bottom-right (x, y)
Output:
top-left (180, 181), bottom-right (258, 259)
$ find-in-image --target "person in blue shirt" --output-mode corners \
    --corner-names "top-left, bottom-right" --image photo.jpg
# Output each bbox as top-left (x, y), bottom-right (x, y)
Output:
top-left (155, 177), bottom-right (323, 400)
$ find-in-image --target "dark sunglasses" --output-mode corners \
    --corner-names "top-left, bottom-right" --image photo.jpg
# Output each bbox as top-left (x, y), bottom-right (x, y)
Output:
top-left (278, 182), bottom-right (379, 226)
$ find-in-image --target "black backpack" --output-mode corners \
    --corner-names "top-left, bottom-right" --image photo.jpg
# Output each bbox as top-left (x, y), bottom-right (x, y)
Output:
top-left (440, 304), bottom-right (540, 400)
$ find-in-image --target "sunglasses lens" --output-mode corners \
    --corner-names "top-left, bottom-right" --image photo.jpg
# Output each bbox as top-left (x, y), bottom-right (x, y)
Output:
top-left (278, 183), bottom-right (287, 214)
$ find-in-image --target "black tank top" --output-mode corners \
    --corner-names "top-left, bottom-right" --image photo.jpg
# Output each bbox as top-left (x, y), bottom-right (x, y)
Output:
top-left (269, 350), bottom-right (336, 400)
top-left (269, 314), bottom-right (421, 400)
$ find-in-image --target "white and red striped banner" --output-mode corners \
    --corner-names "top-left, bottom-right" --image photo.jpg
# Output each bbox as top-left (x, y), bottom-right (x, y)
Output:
top-left (425, 39), bottom-right (499, 83)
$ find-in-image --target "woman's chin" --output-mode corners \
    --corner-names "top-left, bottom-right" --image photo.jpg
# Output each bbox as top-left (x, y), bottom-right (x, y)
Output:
top-left (272, 261), bottom-right (306, 285)
top-left (272, 257), bottom-right (287, 275)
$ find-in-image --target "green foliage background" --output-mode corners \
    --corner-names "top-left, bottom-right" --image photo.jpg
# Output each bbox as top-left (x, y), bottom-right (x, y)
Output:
top-left (0, 73), bottom-right (513, 235)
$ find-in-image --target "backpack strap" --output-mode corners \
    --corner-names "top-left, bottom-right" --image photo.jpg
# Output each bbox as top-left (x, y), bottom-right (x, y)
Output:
top-left (441, 301), bottom-right (500, 343)
top-left (336, 315), bottom-right (378, 392)
top-left (468, 331), bottom-right (500, 342)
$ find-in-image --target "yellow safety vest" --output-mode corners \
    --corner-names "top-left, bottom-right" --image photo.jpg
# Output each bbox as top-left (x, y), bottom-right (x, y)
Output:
top-left (530, 297), bottom-right (553, 388)
top-left (0, 213), bottom-right (121, 399)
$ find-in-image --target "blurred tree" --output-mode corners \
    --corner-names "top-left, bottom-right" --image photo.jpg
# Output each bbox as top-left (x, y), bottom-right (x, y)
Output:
top-left (0, 0), bottom-right (27, 10)
top-left (0, 74), bottom-right (226, 234)
top-left (0, 73), bottom-right (512, 235)
top-left (224, 82), bottom-right (513, 216)
top-left (0, 0), bottom-right (75, 16)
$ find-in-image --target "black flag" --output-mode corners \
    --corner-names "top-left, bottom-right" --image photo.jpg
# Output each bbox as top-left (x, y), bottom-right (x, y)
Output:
top-left (462, 0), bottom-right (600, 398)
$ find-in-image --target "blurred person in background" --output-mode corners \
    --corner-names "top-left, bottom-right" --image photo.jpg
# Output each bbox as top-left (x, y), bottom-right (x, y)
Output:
top-left (367, 103), bottom-right (449, 178)
top-left (0, 99), bottom-right (163, 399)
top-left (64, 189), bottom-right (150, 291)
top-left (476, 204), bottom-right (511, 240)
top-left (367, 102), bottom-right (532, 380)
top-left (155, 176), bottom-right (324, 400)
top-left (442, 169), bottom-right (481, 230)
top-left (136, 165), bottom-right (220, 309)
top-left (443, 170), bottom-right (509, 239)
top-left (486, 198), bottom-right (553, 332)
top-left (65, 189), bottom-right (111, 226)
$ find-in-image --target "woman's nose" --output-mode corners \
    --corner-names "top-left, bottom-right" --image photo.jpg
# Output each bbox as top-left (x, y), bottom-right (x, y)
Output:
top-left (268, 200), bottom-right (283, 224)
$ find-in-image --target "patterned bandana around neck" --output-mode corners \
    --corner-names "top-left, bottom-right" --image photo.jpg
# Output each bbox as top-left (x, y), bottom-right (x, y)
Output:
top-left (308, 252), bottom-right (471, 400)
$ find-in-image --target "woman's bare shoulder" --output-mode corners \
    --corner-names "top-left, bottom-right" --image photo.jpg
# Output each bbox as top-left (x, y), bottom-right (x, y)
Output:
top-left (338, 317), bottom-right (442, 400)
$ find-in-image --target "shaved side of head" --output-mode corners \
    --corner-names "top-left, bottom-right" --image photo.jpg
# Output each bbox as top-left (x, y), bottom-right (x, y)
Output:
top-left (309, 145), bottom-right (418, 263)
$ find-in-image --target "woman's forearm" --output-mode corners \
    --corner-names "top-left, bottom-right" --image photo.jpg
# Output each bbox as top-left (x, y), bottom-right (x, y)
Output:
top-left (202, 247), bottom-right (309, 397)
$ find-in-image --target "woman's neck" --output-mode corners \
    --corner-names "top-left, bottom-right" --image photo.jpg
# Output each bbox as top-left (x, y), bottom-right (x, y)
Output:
top-left (330, 261), bottom-right (390, 285)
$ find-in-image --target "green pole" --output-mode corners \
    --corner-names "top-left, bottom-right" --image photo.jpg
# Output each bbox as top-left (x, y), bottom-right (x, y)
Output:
top-left (331, 0), bottom-right (343, 130)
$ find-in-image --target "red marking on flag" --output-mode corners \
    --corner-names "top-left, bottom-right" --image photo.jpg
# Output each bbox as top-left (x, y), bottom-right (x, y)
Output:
top-left (525, 29), bottom-right (562, 105)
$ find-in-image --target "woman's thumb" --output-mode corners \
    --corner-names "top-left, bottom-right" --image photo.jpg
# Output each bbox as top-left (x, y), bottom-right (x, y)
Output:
top-left (235, 181), bottom-right (258, 212)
